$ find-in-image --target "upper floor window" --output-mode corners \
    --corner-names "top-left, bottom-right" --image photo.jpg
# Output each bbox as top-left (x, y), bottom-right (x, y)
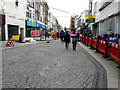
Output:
top-left (94, 2), bottom-right (97, 14)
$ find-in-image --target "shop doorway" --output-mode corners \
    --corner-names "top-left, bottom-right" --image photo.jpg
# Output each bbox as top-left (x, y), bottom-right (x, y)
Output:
top-left (20, 28), bottom-right (24, 36)
top-left (8, 25), bottom-right (19, 38)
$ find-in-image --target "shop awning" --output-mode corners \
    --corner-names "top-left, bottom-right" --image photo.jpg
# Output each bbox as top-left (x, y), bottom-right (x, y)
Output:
top-left (36, 23), bottom-right (42, 28)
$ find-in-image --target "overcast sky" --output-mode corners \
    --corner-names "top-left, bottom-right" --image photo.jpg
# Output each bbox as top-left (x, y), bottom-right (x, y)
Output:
top-left (46, 0), bottom-right (89, 28)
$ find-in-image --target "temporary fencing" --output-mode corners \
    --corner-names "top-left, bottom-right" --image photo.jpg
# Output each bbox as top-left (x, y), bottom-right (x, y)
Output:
top-left (98, 40), bottom-right (106, 54)
top-left (92, 39), bottom-right (97, 49)
top-left (109, 43), bottom-right (120, 63)
top-left (88, 38), bottom-right (91, 46)
top-left (79, 35), bottom-right (120, 64)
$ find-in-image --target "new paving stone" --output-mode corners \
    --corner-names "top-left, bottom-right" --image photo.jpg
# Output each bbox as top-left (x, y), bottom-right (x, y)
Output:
top-left (2, 40), bottom-right (107, 88)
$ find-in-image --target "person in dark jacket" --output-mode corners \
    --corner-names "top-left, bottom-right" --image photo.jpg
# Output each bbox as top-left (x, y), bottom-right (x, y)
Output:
top-left (64, 31), bottom-right (70, 50)
top-left (60, 30), bottom-right (65, 42)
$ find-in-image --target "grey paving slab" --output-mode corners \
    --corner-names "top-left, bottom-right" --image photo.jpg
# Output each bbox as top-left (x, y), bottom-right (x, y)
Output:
top-left (2, 40), bottom-right (107, 88)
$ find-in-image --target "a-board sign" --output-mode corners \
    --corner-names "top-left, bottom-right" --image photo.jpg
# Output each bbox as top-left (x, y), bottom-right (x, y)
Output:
top-left (11, 35), bottom-right (20, 41)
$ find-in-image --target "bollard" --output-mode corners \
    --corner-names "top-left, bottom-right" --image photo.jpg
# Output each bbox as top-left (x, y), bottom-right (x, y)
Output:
top-left (90, 36), bottom-right (93, 49)
top-left (95, 37), bottom-right (99, 53)
top-left (104, 40), bottom-right (108, 58)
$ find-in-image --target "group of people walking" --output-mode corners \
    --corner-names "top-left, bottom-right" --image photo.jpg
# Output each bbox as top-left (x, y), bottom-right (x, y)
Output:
top-left (59, 30), bottom-right (78, 50)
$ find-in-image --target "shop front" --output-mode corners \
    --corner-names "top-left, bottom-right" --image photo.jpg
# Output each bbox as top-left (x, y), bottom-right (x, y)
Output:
top-left (8, 24), bottom-right (19, 39)
top-left (26, 20), bottom-right (37, 37)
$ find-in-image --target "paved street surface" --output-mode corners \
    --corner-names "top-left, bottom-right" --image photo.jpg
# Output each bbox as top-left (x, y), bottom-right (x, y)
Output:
top-left (2, 40), bottom-right (107, 88)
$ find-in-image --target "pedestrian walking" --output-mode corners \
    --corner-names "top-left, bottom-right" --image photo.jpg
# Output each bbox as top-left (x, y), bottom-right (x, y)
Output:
top-left (60, 30), bottom-right (65, 42)
top-left (64, 31), bottom-right (70, 50)
top-left (71, 31), bottom-right (77, 50)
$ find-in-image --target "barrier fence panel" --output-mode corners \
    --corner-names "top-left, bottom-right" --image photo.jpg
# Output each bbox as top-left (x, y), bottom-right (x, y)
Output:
top-left (79, 35), bottom-right (82, 41)
top-left (79, 35), bottom-right (120, 64)
top-left (83, 36), bottom-right (84, 42)
top-left (85, 37), bottom-right (87, 44)
top-left (98, 40), bottom-right (106, 54)
top-left (107, 42), bottom-right (112, 56)
top-left (79, 36), bottom-right (81, 41)
top-left (88, 38), bottom-right (91, 46)
top-left (92, 39), bottom-right (97, 49)
top-left (109, 43), bottom-right (120, 64)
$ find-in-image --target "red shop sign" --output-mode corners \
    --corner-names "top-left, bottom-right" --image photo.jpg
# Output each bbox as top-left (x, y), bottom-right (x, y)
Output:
top-left (31, 31), bottom-right (39, 36)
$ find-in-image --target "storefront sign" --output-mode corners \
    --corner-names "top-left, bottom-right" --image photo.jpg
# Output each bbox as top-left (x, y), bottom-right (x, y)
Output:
top-left (27, 20), bottom-right (36, 27)
top-left (86, 15), bottom-right (95, 23)
top-left (86, 15), bottom-right (95, 19)
top-left (36, 23), bottom-right (42, 28)
top-left (11, 35), bottom-right (20, 41)
top-left (31, 31), bottom-right (39, 36)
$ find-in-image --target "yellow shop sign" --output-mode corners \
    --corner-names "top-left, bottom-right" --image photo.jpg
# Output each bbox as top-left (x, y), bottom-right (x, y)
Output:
top-left (86, 15), bottom-right (95, 20)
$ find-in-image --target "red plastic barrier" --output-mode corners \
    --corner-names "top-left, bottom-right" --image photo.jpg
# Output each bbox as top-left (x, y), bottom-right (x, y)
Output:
top-left (107, 42), bottom-right (112, 56)
top-left (88, 38), bottom-right (91, 46)
top-left (79, 35), bottom-right (82, 41)
top-left (98, 40), bottom-right (106, 54)
top-left (79, 36), bottom-right (81, 41)
top-left (92, 39), bottom-right (97, 48)
top-left (85, 37), bottom-right (87, 44)
top-left (83, 36), bottom-right (84, 42)
top-left (109, 43), bottom-right (120, 64)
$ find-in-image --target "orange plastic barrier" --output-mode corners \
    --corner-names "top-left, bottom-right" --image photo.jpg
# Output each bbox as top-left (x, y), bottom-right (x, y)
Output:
top-left (85, 37), bottom-right (87, 44)
top-left (79, 35), bottom-right (82, 41)
top-left (98, 40), bottom-right (106, 54)
top-left (88, 38), bottom-right (91, 46)
top-left (83, 36), bottom-right (84, 42)
top-left (80, 35), bottom-right (120, 64)
top-left (92, 39), bottom-right (97, 48)
top-left (109, 43), bottom-right (120, 64)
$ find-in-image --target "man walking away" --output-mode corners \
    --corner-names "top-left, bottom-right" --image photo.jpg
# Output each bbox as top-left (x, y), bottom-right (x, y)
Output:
top-left (72, 31), bottom-right (77, 50)
top-left (64, 31), bottom-right (70, 50)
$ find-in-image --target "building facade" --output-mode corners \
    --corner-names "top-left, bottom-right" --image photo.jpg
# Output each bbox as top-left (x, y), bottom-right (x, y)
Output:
top-left (0, 0), bottom-right (59, 40)
top-left (91, 0), bottom-right (120, 37)
top-left (0, 0), bottom-right (6, 41)
top-left (3, 0), bottom-right (26, 40)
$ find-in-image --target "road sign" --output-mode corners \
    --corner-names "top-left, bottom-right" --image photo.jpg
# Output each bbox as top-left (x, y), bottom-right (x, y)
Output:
top-left (11, 35), bottom-right (20, 41)
top-left (6, 39), bottom-right (14, 47)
